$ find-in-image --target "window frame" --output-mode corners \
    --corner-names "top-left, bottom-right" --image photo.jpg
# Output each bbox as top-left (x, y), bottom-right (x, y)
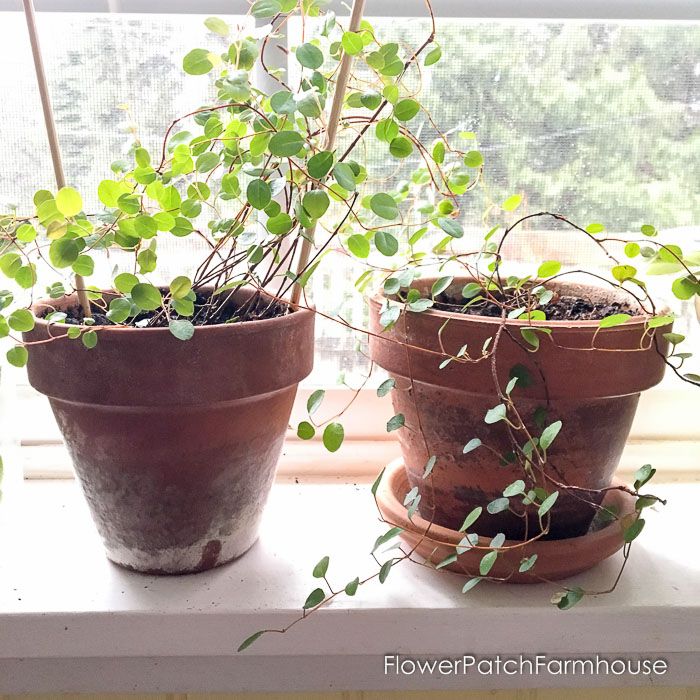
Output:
top-left (2, 0), bottom-right (699, 480)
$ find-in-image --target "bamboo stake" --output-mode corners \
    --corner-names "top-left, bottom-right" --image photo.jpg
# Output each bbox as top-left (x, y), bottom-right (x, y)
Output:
top-left (22, 0), bottom-right (92, 318)
top-left (289, 0), bottom-right (366, 309)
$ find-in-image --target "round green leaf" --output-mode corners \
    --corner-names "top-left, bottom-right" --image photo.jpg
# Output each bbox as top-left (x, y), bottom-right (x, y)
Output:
top-left (195, 151), bottom-right (220, 173)
top-left (302, 190), bottom-right (330, 219)
top-left (502, 194), bottom-right (522, 212)
top-left (106, 298), bottom-right (132, 324)
top-left (463, 150), bottom-right (483, 168)
top-left (297, 421), bottom-right (315, 440)
top-left (49, 238), bottom-right (79, 268)
top-left (333, 162), bottom-right (356, 191)
top-left (376, 119), bottom-right (399, 143)
top-left (204, 16), bottom-right (229, 35)
top-left (268, 130), bottom-right (304, 157)
top-left (7, 345), bottom-right (28, 367)
top-left (586, 223), bottom-right (605, 234)
top-left (375, 231), bottom-right (398, 256)
top-left (348, 234), bottom-right (370, 258)
top-left (81, 329), bottom-right (98, 349)
top-left (8, 309), bottom-right (34, 332)
top-left (537, 261), bottom-right (561, 278)
top-left (322, 422), bottom-right (344, 452)
top-left (341, 31), bottom-right (363, 56)
top-left (72, 255), bottom-right (94, 277)
top-left (183, 48), bottom-right (214, 75)
top-left (169, 319), bottom-right (194, 341)
top-left (247, 179), bottom-right (271, 210)
top-left (170, 276), bottom-right (192, 300)
top-left (308, 151), bottom-right (334, 179)
top-left (370, 193), bottom-right (399, 220)
top-left (394, 99), bottom-right (420, 122)
top-left (114, 272), bottom-right (139, 294)
top-left (55, 187), bottom-right (82, 217)
top-left (296, 43), bottom-right (324, 69)
top-left (131, 283), bottom-right (162, 311)
top-left (267, 213), bottom-right (293, 235)
top-left (389, 136), bottom-right (413, 158)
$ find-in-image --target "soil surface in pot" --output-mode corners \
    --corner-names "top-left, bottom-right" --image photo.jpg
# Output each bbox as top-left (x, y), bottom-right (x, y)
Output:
top-left (433, 288), bottom-right (640, 321)
top-left (39, 289), bottom-right (289, 327)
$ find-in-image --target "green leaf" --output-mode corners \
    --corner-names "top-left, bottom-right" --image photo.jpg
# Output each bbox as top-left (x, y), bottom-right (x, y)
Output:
top-left (377, 378), bottom-right (395, 397)
top-left (55, 187), bottom-right (82, 217)
top-left (195, 151), bottom-right (219, 173)
top-left (16, 224), bottom-right (37, 242)
top-left (537, 261), bottom-right (561, 278)
top-left (625, 242), bottom-right (640, 258)
top-left (463, 438), bottom-right (482, 454)
top-left (169, 319), bottom-right (194, 341)
top-left (106, 298), bottom-right (132, 324)
top-left (539, 420), bottom-right (562, 450)
top-left (322, 422), bottom-right (344, 452)
top-left (423, 455), bottom-right (436, 478)
top-left (297, 421), bottom-right (315, 440)
top-left (344, 577), bottom-right (360, 596)
top-left (436, 217), bottom-right (463, 239)
top-left (479, 551), bottom-right (497, 576)
top-left (459, 506), bottom-right (482, 532)
top-left (49, 238), bottom-right (79, 268)
top-left (484, 404), bottom-right (506, 424)
top-left (386, 413), bottom-right (405, 432)
top-left (641, 224), bottom-right (657, 237)
top-left (634, 463), bottom-right (655, 490)
top-left (247, 179), bottom-right (271, 210)
top-left (599, 313), bottom-right (631, 328)
top-left (296, 43), bottom-right (324, 69)
top-left (312, 555), bottom-right (329, 578)
top-left (374, 231), bottom-right (398, 256)
top-left (424, 45), bottom-right (442, 66)
top-left (462, 577), bottom-right (482, 593)
top-left (389, 136), bottom-right (413, 159)
top-left (308, 151), bottom-right (334, 179)
top-left (303, 587), bottom-right (325, 609)
top-left (371, 467), bottom-right (386, 496)
top-left (114, 272), bottom-right (139, 294)
top-left (341, 31), bottom-right (363, 55)
top-left (267, 213), bottom-right (293, 235)
top-left (376, 119), bottom-right (399, 143)
top-left (556, 587), bottom-right (584, 610)
top-left (303, 190), bottom-right (330, 219)
top-left (81, 329), bottom-right (98, 349)
top-left (370, 193), bottom-right (399, 220)
top-left (436, 554), bottom-right (458, 569)
top-left (237, 630), bottom-right (264, 652)
top-left (671, 277), bottom-right (698, 301)
top-left (487, 498), bottom-right (509, 515)
top-left (67, 326), bottom-right (81, 339)
top-left (8, 309), bottom-right (35, 332)
top-left (348, 235), bottom-right (370, 259)
top-left (502, 194), bottom-right (522, 211)
top-left (307, 389), bottom-right (325, 415)
top-left (268, 130), bottom-right (304, 157)
top-left (623, 517), bottom-right (646, 543)
top-left (394, 99), bottom-right (420, 122)
top-left (382, 85), bottom-right (399, 103)
top-left (538, 491), bottom-right (559, 517)
top-left (183, 48), bottom-right (215, 75)
top-left (431, 276), bottom-right (453, 297)
top-left (612, 264), bottom-right (637, 282)
top-left (503, 480), bottom-right (525, 497)
top-left (333, 162), bottom-right (356, 191)
top-left (378, 559), bottom-right (393, 583)
top-left (170, 276), bottom-right (192, 300)
top-left (204, 16), bottom-right (229, 35)
top-left (463, 150), bottom-right (483, 168)
top-left (131, 283), bottom-right (162, 311)
top-left (519, 554), bottom-right (538, 573)
top-left (586, 223), bottom-right (605, 234)
top-left (7, 345), bottom-right (28, 367)
top-left (372, 526), bottom-right (402, 553)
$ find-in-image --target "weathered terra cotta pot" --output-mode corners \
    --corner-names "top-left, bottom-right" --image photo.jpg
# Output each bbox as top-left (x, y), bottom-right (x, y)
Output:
top-left (23, 289), bottom-right (314, 574)
top-left (368, 277), bottom-right (669, 540)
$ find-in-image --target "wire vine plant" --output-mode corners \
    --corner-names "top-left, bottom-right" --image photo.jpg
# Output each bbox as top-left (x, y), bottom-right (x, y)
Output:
top-left (0, 0), bottom-right (697, 649)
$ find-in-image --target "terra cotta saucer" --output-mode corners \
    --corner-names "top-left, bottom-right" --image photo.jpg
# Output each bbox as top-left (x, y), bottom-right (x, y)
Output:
top-left (375, 458), bottom-right (637, 583)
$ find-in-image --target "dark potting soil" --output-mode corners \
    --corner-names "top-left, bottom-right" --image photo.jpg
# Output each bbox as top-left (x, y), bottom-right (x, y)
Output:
top-left (433, 291), bottom-right (639, 322)
top-left (40, 289), bottom-right (289, 327)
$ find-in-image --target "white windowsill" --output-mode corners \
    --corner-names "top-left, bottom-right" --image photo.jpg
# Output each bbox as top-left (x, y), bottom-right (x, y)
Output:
top-left (0, 478), bottom-right (699, 694)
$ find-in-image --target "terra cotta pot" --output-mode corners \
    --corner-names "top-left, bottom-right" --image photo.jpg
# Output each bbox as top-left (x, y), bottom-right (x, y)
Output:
top-left (368, 277), bottom-right (668, 540)
top-left (24, 289), bottom-right (314, 574)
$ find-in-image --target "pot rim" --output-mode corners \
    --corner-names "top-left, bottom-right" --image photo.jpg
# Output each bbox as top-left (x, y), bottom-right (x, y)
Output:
top-left (29, 287), bottom-right (314, 337)
top-left (371, 276), bottom-right (666, 330)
